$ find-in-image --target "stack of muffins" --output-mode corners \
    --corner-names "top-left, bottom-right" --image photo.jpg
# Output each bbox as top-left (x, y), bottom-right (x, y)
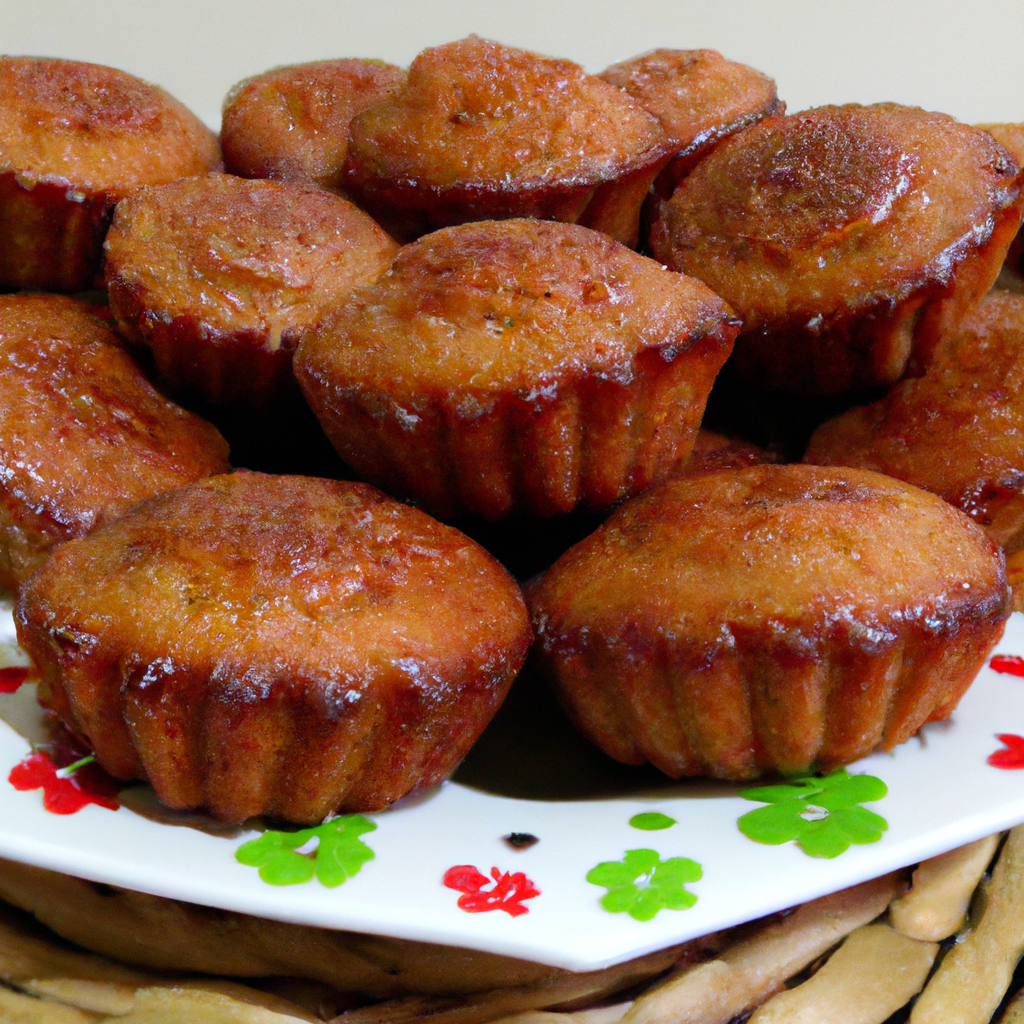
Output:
top-left (1, 37), bottom-right (1022, 827)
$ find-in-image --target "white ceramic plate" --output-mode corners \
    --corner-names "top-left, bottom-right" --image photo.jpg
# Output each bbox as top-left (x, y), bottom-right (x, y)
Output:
top-left (4, 602), bottom-right (1024, 972)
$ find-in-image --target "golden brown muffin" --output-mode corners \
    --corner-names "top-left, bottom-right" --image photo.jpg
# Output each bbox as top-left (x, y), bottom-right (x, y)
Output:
top-left (805, 290), bottom-right (1024, 554)
top-left (652, 104), bottom-right (1024, 394)
top-left (528, 465), bottom-right (1009, 781)
top-left (220, 59), bottom-right (406, 193)
top-left (675, 428), bottom-right (777, 479)
top-left (0, 57), bottom-right (220, 292)
top-left (15, 472), bottom-right (532, 824)
top-left (979, 123), bottom-right (1024, 284)
top-left (0, 293), bottom-right (230, 591)
top-left (104, 173), bottom-right (398, 409)
top-left (1008, 548), bottom-right (1024, 611)
top-left (599, 48), bottom-right (781, 196)
top-left (295, 218), bottom-right (739, 520)
top-left (342, 36), bottom-right (671, 246)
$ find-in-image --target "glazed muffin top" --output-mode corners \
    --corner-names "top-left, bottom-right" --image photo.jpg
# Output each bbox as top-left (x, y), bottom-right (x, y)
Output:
top-left (531, 464), bottom-right (1008, 651)
top-left (0, 57), bottom-right (220, 195)
top-left (674, 429), bottom-right (777, 479)
top-left (979, 123), bottom-right (1024, 166)
top-left (18, 472), bottom-right (530, 685)
top-left (295, 218), bottom-right (736, 405)
top-left (0, 294), bottom-right (230, 575)
top-left (104, 174), bottom-right (398, 343)
top-left (652, 104), bottom-right (1022, 332)
top-left (221, 58), bottom-right (406, 192)
top-left (805, 289), bottom-right (1024, 548)
top-left (599, 48), bottom-right (780, 168)
top-left (980, 123), bottom-right (1024, 280)
top-left (344, 36), bottom-right (666, 194)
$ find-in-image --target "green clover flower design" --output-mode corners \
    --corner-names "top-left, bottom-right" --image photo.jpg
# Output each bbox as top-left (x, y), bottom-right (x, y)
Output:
top-left (737, 768), bottom-right (888, 859)
top-left (629, 812), bottom-right (677, 831)
top-left (235, 814), bottom-right (376, 886)
top-left (587, 848), bottom-right (702, 921)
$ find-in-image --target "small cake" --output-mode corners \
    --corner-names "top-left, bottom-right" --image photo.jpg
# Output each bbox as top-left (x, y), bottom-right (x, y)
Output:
top-left (295, 218), bottom-right (739, 520)
top-left (675, 428), bottom-right (777, 479)
top-left (0, 57), bottom-right (220, 292)
top-left (528, 465), bottom-right (1009, 781)
top-left (221, 59), bottom-right (406, 193)
top-left (599, 48), bottom-right (781, 196)
top-left (104, 173), bottom-right (398, 408)
top-left (979, 123), bottom-right (1024, 284)
top-left (0, 294), bottom-right (230, 591)
top-left (652, 104), bottom-right (1023, 393)
top-left (15, 473), bottom-right (533, 824)
top-left (342, 36), bottom-right (671, 245)
top-left (805, 289), bottom-right (1024, 551)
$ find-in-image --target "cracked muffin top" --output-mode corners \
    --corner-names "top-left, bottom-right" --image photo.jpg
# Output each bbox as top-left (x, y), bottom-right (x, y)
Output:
top-left (221, 58), bottom-right (406, 192)
top-left (346, 36), bottom-right (664, 192)
top-left (296, 217), bottom-right (734, 404)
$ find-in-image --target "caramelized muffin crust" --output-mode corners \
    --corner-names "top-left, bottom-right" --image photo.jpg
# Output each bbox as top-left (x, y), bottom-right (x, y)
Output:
top-left (0, 57), bottom-right (220, 291)
top-left (805, 290), bottom-right (1024, 551)
top-left (105, 174), bottom-right (398, 408)
top-left (599, 48), bottom-right (781, 194)
top-left (343, 36), bottom-right (670, 244)
top-left (16, 473), bottom-right (532, 824)
top-left (0, 294), bottom-right (230, 590)
top-left (979, 123), bottom-right (1024, 282)
top-left (529, 465), bottom-right (1009, 781)
top-left (221, 59), bottom-right (406, 193)
top-left (296, 218), bottom-right (738, 519)
top-left (675, 428), bottom-right (777, 479)
top-left (653, 104), bottom-right (1023, 393)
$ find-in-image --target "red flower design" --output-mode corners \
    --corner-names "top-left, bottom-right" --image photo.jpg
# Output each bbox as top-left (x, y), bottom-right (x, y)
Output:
top-left (988, 734), bottom-right (1024, 770)
top-left (991, 655), bottom-right (1024, 678)
top-left (8, 751), bottom-right (120, 814)
top-left (443, 864), bottom-right (540, 917)
top-left (0, 667), bottom-right (30, 694)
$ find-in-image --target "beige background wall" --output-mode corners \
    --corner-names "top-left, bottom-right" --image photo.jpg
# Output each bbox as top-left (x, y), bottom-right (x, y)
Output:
top-left (1, 0), bottom-right (1022, 130)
